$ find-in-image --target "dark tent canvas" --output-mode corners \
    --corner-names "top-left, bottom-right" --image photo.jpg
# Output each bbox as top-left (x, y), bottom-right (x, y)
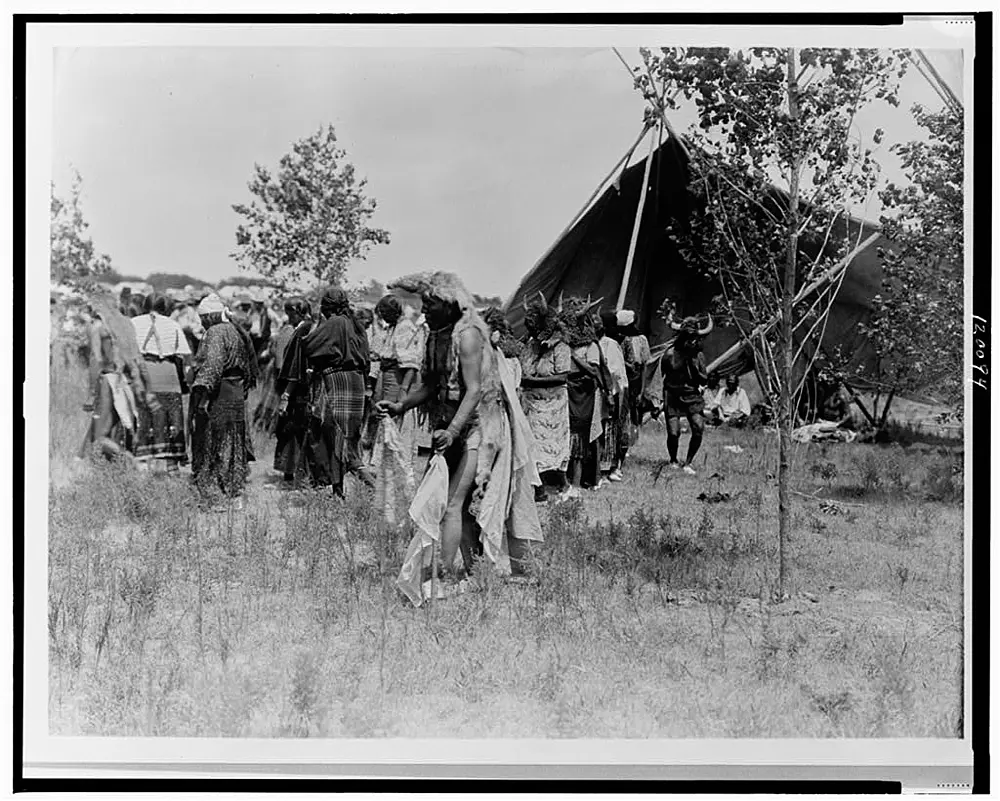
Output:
top-left (504, 132), bottom-right (892, 392)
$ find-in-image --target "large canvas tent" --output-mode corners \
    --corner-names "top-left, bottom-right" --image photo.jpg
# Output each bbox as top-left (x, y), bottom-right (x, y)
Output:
top-left (504, 48), bottom-right (962, 406)
top-left (504, 127), bottom-right (892, 393)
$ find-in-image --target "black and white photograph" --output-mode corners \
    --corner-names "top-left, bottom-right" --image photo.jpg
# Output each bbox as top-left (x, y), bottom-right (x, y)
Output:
top-left (22, 13), bottom-right (980, 784)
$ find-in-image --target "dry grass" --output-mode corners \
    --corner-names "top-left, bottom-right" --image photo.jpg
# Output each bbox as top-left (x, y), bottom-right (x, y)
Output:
top-left (47, 359), bottom-right (964, 738)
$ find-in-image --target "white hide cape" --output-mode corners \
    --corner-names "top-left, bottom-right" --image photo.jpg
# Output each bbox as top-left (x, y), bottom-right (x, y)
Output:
top-left (396, 350), bottom-right (543, 607)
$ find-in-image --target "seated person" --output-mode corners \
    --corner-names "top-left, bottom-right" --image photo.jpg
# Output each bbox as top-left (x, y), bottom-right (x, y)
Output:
top-left (702, 374), bottom-right (721, 418)
top-left (709, 374), bottom-right (751, 427)
top-left (818, 378), bottom-right (855, 429)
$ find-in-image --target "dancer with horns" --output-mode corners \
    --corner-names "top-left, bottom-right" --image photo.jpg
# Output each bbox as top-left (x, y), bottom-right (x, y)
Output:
top-left (518, 292), bottom-right (575, 501)
top-left (560, 294), bottom-right (612, 491)
top-left (660, 309), bottom-right (713, 475)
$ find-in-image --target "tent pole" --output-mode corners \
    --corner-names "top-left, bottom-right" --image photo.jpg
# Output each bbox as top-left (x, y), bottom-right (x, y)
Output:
top-left (503, 123), bottom-right (651, 312)
top-left (705, 231), bottom-right (881, 374)
top-left (616, 122), bottom-right (659, 310)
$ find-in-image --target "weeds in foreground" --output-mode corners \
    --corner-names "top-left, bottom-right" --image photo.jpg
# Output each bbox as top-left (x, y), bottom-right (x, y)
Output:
top-left (46, 365), bottom-right (964, 738)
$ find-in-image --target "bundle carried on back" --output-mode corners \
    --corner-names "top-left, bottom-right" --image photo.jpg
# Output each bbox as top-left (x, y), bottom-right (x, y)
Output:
top-left (87, 291), bottom-right (143, 375)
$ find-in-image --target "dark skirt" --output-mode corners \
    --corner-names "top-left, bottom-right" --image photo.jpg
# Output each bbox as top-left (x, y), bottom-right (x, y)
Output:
top-left (308, 369), bottom-right (366, 490)
top-left (569, 432), bottom-right (600, 488)
top-left (599, 391), bottom-right (631, 468)
top-left (192, 376), bottom-right (249, 498)
top-left (135, 391), bottom-right (187, 464)
top-left (567, 371), bottom-right (597, 430)
top-left (665, 386), bottom-right (705, 419)
top-left (272, 395), bottom-right (311, 478)
top-left (253, 362), bottom-right (282, 432)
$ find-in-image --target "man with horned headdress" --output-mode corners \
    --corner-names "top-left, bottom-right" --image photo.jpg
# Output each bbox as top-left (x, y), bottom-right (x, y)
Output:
top-left (660, 309), bottom-right (713, 475)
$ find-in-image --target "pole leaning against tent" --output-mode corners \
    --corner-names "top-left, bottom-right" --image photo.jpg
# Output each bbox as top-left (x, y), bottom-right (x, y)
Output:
top-left (616, 121), bottom-right (661, 310)
top-left (503, 122), bottom-right (651, 312)
top-left (704, 231), bottom-right (882, 375)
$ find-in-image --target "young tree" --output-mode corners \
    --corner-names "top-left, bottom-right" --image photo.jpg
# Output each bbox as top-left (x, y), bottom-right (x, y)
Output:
top-left (855, 104), bottom-right (964, 424)
top-left (231, 125), bottom-right (391, 288)
top-left (636, 47), bottom-right (908, 597)
top-left (50, 171), bottom-right (114, 284)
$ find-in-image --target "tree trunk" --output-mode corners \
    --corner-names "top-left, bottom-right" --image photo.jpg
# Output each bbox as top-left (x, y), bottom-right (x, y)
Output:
top-left (778, 48), bottom-right (801, 601)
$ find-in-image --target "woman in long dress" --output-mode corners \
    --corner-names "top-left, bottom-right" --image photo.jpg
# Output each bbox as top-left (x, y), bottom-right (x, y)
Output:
top-left (302, 287), bottom-right (374, 497)
top-left (369, 294), bottom-right (423, 523)
top-left (595, 311), bottom-right (631, 483)
top-left (272, 297), bottom-right (315, 484)
top-left (516, 296), bottom-right (574, 501)
top-left (189, 293), bottom-right (259, 507)
top-left (131, 293), bottom-right (191, 471)
top-left (253, 302), bottom-right (296, 433)
top-left (561, 297), bottom-right (610, 491)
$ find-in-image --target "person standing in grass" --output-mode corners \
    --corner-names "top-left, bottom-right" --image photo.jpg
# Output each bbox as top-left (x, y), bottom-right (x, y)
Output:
top-left (189, 293), bottom-right (259, 508)
top-left (131, 292), bottom-right (192, 471)
top-left (78, 294), bottom-right (149, 461)
top-left (660, 311), bottom-right (713, 475)
top-left (253, 299), bottom-right (297, 434)
top-left (369, 294), bottom-right (424, 521)
top-left (561, 296), bottom-right (611, 491)
top-left (596, 311), bottom-right (630, 483)
top-left (356, 304), bottom-right (379, 453)
top-left (377, 271), bottom-right (542, 587)
top-left (273, 297), bottom-right (315, 485)
top-left (302, 287), bottom-right (375, 498)
top-left (518, 294), bottom-right (575, 501)
top-left (619, 310), bottom-right (653, 433)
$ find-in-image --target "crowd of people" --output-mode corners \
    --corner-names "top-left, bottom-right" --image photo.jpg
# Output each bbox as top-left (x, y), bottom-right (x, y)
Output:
top-left (69, 271), bottom-right (809, 593)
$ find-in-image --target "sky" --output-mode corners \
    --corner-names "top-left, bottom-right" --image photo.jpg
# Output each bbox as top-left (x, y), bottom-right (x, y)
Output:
top-left (51, 46), bottom-right (964, 299)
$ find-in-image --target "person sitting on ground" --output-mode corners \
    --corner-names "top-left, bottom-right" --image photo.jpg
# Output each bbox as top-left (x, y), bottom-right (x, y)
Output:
top-left (702, 374), bottom-right (722, 422)
top-left (710, 374), bottom-right (752, 428)
top-left (818, 377), bottom-right (855, 429)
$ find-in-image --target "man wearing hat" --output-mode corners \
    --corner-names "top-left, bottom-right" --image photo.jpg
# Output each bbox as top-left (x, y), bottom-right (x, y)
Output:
top-left (660, 310), bottom-right (713, 475)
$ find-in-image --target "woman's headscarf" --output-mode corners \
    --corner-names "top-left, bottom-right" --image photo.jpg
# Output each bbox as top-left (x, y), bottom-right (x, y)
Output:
top-left (375, 294), bottom-right (403, 326)
top-left (284, 296), bottom-right (312, 320)
top-left (320, 287), bottom-right (351, 318)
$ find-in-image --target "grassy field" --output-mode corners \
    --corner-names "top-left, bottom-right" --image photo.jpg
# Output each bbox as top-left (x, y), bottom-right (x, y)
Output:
top-left (46, 356), bottom-right (965, 738)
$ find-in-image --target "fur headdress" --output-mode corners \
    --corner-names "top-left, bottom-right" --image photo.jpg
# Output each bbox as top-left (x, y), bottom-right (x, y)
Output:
top-left (482, 306), bottom-right (523, 359)
top-left (557, 295), bottom-right (603, 348)
top-left (388, 271), bottom-right (474, 311)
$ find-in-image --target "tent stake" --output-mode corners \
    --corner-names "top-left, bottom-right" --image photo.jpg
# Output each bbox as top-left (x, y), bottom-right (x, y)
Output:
top-left (705, 232), bottom-right (882, 375)
top-left (617, 122), bottom-right (660, 310)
